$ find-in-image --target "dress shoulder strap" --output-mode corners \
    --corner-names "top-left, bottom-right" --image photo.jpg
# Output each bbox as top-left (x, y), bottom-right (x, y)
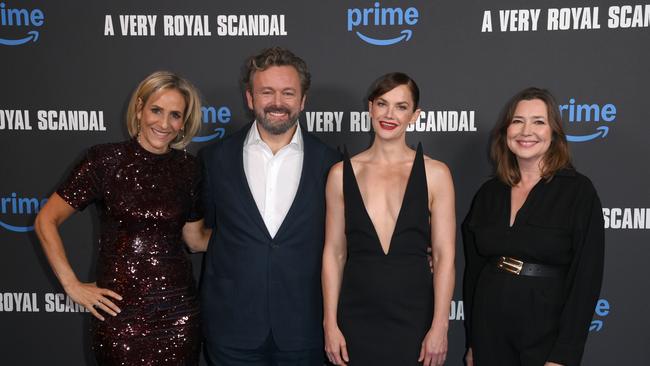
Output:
top-left (342, 145), bottom-right (354, 172)
top-left (412, 142), bottom-right (429, 204)
top-left (414, 142), bottom-right (425, 172)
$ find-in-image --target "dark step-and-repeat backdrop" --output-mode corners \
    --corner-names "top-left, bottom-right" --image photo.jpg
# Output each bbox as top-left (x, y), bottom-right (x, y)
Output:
top-left (1, 1), bottom-right (648, 364)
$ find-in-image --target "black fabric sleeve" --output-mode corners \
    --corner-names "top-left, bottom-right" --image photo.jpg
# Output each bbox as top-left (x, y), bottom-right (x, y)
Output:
top-left (462, 190), bottom-right (488, 349)
top-left (547, 178), bottom-right (605, 365)
top-left (198, 147), bottom-right (216, 229)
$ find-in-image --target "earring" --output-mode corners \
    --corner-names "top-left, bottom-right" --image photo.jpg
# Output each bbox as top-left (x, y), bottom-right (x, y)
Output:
top-left (173, 128), bottom-right (186, 152)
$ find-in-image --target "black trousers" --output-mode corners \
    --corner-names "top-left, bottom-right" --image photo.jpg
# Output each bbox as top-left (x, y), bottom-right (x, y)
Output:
top-left (471, 266), bottom-right (565, 366)
top-left (205, 332), bottom-right (324, 366)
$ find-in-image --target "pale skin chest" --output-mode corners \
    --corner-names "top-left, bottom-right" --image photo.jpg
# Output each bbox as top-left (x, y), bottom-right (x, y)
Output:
top-left (353, 158), bottom-right (422, 253)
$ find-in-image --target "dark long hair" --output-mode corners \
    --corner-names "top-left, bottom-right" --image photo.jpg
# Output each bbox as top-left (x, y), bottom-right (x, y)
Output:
top-left (491, 87), bottom-right (573, 186)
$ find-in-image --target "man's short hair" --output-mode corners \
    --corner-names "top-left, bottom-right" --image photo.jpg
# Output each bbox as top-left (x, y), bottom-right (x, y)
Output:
top-left (243, 47), bottom-right (311, 95)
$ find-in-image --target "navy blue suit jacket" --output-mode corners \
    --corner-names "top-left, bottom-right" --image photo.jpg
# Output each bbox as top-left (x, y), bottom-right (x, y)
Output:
top-left (199, 123), bottom-right (340, 351)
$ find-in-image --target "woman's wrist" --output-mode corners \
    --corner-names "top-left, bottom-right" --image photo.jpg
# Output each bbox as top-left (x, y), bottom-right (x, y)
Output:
top-left (431, 317), bottom-right (449, 331)
top-left (323, 317), bottom-right (339, 329)
top-left (60, 274), bottom-right (80, 290)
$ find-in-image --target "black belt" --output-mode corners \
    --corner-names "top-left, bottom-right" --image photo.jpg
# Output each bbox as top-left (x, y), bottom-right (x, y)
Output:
top-left (493, 256), bottom-right (566, 278)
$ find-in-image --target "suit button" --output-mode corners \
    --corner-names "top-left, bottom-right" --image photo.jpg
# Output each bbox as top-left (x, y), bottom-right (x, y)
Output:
top-left (270, 243), bottom-right (280, 249)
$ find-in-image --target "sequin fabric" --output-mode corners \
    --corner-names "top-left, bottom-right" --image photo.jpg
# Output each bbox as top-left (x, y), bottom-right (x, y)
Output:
top-left (57, 139), bottom-right (202, 366)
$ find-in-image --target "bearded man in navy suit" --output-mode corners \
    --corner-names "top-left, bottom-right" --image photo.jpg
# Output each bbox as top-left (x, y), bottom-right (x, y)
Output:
top-left (200, 47), bottom-right (339, 365)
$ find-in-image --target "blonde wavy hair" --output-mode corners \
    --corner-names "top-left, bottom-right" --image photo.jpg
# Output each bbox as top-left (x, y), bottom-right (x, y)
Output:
top-left (126, 71), bottom-right (202, 150)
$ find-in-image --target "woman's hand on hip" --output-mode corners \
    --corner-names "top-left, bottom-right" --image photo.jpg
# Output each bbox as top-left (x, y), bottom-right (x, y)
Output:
top-left (64, 281), bottom-right (122, 321)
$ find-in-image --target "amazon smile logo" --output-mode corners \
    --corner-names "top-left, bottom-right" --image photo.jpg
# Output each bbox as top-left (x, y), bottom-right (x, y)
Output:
top-left (192, 105), bottom-right (232, 143)
top-left (0, 193), bottom-right (47, 233)
top-left (347, 2), bottom-right (419, 46)
top-left (559, 98), bottom-right (617, 143)
top-left (589, 299), bottom-right (610, 332)
top-left (0, 2), bottom-right (44, 46)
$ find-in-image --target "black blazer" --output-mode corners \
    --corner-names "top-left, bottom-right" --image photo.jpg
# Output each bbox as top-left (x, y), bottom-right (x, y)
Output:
top-left (199, 123), bottom-right (340, 351)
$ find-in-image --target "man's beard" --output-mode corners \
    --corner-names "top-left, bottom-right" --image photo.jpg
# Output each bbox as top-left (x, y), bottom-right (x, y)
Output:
top-left (255, 105), bottom-right (299, 135)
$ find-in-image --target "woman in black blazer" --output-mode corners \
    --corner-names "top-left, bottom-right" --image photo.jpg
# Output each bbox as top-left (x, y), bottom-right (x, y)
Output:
top-left (463, 87), bottom-right (604, 366)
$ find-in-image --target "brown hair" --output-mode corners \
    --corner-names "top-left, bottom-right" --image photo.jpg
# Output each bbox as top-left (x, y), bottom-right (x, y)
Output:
top-left (126, 71), bottom-right (202, 150)
top-left (367, 72), bottom-right (419, 111)
top-left (243, 47), bottom-right (311, 95)
top-left (490, 87), bottom-right (572, 186)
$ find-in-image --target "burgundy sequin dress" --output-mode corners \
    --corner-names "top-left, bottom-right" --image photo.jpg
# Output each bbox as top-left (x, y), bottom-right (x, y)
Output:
top-left (57, 139), bottom-right (202, 366)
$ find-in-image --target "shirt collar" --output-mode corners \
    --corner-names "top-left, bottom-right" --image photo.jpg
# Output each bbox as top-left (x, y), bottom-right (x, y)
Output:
top-left (244, 121), bottom-right (303, 152)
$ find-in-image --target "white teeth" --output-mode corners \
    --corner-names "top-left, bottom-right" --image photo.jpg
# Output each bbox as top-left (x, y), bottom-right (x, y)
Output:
top-left (518, 141), bottom-right (537, 146)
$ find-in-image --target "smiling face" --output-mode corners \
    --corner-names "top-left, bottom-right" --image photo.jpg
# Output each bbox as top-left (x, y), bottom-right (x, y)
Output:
top-left (136, 88), bottom-right (186, 154)
top-left (368, 84), bottom-right (421, 141)
top-left (506, 98), bottom-right (553, 168)
top-left (246, 65), bottom-right (306, 136)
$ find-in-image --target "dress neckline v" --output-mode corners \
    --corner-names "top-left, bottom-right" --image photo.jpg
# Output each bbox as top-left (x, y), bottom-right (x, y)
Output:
top-left (345, 143), bottom-right (423, 256)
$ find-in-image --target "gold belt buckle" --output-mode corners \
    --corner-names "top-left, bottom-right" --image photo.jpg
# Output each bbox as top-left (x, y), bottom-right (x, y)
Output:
top-left (498, 256), bottom-right (524, 275)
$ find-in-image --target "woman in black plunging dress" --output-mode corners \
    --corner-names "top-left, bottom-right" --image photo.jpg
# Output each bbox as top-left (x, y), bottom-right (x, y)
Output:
top-left (463, 87), bottom-right (604, 366)
top-left (35, 71), bottom-right (211, 365)
top-left (322, 73), bottom-right (456, 366)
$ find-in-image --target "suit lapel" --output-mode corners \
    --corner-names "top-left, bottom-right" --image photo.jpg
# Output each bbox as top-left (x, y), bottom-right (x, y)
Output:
top-left (274, 131), bottom-right (319, 240)
top-left (233, 124), bottom-right (272, 239)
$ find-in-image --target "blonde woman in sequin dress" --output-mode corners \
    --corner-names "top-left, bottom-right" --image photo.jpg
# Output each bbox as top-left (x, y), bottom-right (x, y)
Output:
top-left (35, 71), bottom-right (211, 365)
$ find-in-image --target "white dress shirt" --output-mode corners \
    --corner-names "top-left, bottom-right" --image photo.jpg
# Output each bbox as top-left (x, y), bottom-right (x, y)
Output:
top-left (243, 121), bottom-right (304, 238)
